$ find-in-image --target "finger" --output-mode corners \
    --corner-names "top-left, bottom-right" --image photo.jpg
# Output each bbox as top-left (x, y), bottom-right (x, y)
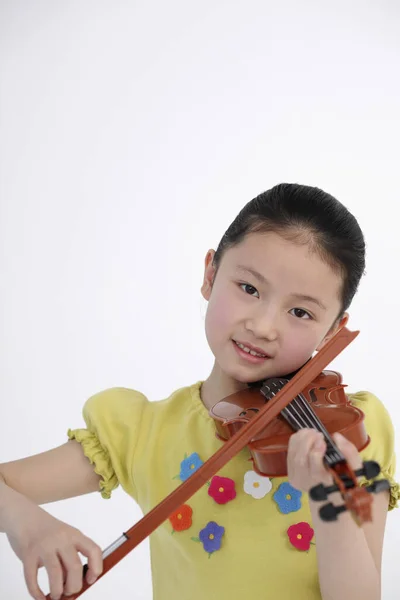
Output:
top-left (58, 549), bottom-right (83, 597)
top-left (332, 432), bottom-right (362, 471)
top-left (75, 537), bottom-right (103, 585)
top-left (44, 554), bottom-right (65, 600)
top-left (24, 555), bottom-right (46, 600)
top-left (288, 429), bottom-right (322, 468)
top-left (308, 436), bottom-right (329, 482)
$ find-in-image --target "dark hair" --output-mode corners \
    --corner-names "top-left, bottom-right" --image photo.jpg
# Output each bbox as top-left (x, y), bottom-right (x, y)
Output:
top-left (213, 183), bottom-right (365, 315)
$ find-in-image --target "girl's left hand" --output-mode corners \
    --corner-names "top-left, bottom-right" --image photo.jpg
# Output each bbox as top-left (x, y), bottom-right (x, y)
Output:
top-left (287, 429), bottom-right (363, 493)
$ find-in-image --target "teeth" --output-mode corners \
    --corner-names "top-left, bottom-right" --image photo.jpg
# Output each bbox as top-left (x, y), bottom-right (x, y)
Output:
top-left (237, 343), bottom-right (250, 353)
top-left (236, 341), bottom-right (266, 358)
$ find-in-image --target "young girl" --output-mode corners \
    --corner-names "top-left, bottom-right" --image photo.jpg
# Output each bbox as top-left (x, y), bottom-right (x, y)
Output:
top-left (0, 183), bottom-right (398, 600)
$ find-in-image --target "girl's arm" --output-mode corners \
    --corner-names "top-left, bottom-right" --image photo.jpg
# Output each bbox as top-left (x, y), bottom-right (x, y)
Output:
top-left (0, 442), bottom-right (103, 599)
top-left (310, 486), bottom-right (387, 600)
top-left (0, 440), bottom-right (101, 507)
top-left (288, 430), bottom-right (388, 600)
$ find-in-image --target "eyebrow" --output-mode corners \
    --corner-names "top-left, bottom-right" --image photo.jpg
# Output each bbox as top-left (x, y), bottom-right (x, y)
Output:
top-left (235, 265), bottom-right (327, 311)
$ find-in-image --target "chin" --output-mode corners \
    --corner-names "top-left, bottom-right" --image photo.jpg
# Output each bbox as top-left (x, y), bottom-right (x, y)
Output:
top-left (221, 364), bottom-right (268, 385)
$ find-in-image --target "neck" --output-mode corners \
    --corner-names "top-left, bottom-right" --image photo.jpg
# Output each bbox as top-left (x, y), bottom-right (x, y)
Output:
top-left (200, 361), bottom-right (249, 410)
top-left (200, 358), bottom-right (312, 412)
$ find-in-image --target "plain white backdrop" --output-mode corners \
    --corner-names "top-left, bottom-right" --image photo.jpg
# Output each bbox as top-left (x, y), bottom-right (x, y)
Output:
top-left (1, 1), bottom-right (399, 598)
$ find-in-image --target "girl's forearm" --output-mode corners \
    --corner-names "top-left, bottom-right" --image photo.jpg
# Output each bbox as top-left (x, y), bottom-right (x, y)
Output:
top-left (0, 477), bottom-right (30, 534)
top-left (311, 497), bottom-right (380, 600)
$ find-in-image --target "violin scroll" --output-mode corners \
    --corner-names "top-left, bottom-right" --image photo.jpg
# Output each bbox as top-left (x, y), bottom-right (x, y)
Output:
top-left (309, 460), bottom-right (391, 523)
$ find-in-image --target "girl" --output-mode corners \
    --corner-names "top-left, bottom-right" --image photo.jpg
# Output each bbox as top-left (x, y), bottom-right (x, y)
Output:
top-left (0, 183), bottom-right (398, 600)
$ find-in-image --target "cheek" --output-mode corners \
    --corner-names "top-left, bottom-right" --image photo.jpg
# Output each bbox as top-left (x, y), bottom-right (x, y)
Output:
top-left (282, 327), bottom-right (321, 361)
top-left (205, 289), bottom-right (236, 342)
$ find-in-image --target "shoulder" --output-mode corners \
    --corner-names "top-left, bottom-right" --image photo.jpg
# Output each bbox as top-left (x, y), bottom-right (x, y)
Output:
top-left (348, 390), bottom-right (399, 510)
top-left (83, 387), bottom-right (149, 425)
top-left (348, 390), bottom-right (394, 441)
top-left (82, 381), bottom-right (204, 428)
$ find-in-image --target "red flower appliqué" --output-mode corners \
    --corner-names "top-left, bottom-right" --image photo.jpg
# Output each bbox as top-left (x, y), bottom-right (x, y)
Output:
top-left (169, 504), bottom-right (193, 532)
top-left (208, 476), bottom-right (236, 505)
top-left (287, 522), bottom-right (314, 551)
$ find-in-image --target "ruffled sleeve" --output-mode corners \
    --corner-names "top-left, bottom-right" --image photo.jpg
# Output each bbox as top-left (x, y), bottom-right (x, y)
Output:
top-left (67, 387), bottom-right (148, 500)
top-left (349, 391), bottom-right (399, 510)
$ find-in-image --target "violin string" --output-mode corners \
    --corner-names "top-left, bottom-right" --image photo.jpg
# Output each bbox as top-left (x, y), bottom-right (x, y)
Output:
top-left (283, 396), bottom-right (343, 464)
top-left (296, 395), bottom-right (343, 460)
top-left (267, 381), bottom-right (327, 435)
top-left (266, 381), bottom-right (344, 464)
top-left (288, 392), bottom-right (335, 441)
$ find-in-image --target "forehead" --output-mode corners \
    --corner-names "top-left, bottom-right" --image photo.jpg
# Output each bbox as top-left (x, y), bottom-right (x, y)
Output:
top-left (220, 231), bottom-right (343, 301)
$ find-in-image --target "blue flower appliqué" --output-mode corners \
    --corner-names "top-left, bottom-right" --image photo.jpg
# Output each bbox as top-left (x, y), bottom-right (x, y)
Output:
top-left (199, 521), bottom-right (225, 554)
top-left (273, 481), bottom-right (302, 514)
top-left (179, 452), bottom-right (203, 481)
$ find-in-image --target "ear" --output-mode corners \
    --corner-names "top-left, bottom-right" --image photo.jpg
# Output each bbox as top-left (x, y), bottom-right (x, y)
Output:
top-left (201, 249), bottom-right (216, 301)
top-left (316, 312), bottom-right (349, 351)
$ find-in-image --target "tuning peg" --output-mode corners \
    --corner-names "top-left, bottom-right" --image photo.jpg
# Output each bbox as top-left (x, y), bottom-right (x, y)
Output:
top-left (354, 461), bottom-right (381, 480)
top-left (310, 460), bottom-right (384, 502)
top-left (366, 479), bottom-right (390, 494)
top-left (317, 478), bottom-right (390, 523)
top-left (309, 478), bottom-right (353, 501)
top-left (309, 483), bottom-right (330, 501)
top-left (319, 502), bottom-right (347, 522)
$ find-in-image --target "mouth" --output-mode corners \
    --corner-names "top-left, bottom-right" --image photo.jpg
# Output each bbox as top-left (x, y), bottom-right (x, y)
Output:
top-left (232, 340), bottom-right (271, 363)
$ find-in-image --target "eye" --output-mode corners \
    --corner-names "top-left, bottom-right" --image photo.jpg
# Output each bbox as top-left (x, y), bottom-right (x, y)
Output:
top-left (239, 283), bottom-right (259, 298)
top-left (290, 307), bottom-right (312, 320)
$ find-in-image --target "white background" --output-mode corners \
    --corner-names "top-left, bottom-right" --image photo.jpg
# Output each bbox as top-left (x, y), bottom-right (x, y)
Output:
top-left (1, 1), bottom-right (399, 598)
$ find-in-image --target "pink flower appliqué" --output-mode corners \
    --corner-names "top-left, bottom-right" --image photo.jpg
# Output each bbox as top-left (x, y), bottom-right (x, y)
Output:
top-left (287, 522), bottom-right (315, 551)
top-left (208, 476), bottom-right (236, 504)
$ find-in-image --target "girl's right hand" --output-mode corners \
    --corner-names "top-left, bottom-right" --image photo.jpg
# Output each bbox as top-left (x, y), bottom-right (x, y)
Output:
top-left (6, 495), bottom-right (103, 600)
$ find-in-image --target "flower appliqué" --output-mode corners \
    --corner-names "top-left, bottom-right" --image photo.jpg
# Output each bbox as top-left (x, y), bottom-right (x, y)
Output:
top-left (192, 521), bottom-right (225, 557)
top-left (208, 476), bottom-right (236, 504)
top-left (169, 504), bottom-right (193, 533)
top-left (287, 522), bottom-right (314, 551)
top-left (273, 481), bottom-right (302, 513)
top-left (174, 452), bottom-right (204, 482)
top-left (243, 470), bottom-right (272, 499)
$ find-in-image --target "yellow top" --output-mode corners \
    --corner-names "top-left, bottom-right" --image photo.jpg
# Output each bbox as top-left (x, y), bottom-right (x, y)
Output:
top-left (68, 382), bottom-right (399, 600)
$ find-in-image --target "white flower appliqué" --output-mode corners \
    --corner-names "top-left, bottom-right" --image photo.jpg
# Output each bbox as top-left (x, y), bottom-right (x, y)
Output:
top-left (243, 470), bottom-right (272, 499)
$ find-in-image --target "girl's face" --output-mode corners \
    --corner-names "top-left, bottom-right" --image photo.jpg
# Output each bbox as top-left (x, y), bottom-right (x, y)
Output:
top-left (201, 231), bottom-right (348, 385)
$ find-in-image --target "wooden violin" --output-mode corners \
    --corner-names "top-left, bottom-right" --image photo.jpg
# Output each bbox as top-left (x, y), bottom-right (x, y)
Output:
top-left (50, 327), bottom-right (390, 599)
top-left (210, 368), bottom-right (390, 523)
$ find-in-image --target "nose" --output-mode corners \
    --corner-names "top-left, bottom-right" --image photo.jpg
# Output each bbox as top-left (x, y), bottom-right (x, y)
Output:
top-left (244, 306), bottom-right (279, 342)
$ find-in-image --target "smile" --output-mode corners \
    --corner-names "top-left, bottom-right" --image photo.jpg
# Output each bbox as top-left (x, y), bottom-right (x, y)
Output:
top-left (235, 341), bottom-right (266, 357)
top-left (233, 340), bottom-right (271, 361)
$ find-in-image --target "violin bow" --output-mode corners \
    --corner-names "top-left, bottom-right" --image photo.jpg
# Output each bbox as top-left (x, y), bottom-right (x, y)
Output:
top-left (52, 326), bottom-right (358, 600)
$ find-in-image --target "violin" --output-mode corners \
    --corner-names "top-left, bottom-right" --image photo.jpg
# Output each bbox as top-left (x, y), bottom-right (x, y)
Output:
top-left (51, 327), bottom-right (390, 600)
top-left (210, 369), bottom-right (390, 523)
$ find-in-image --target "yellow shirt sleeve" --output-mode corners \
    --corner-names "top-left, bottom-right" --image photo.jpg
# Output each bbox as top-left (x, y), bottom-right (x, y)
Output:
top-left (67, 387), bottom-right (148, 499)
top-left (349, 390), bottom-right (399, 510)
